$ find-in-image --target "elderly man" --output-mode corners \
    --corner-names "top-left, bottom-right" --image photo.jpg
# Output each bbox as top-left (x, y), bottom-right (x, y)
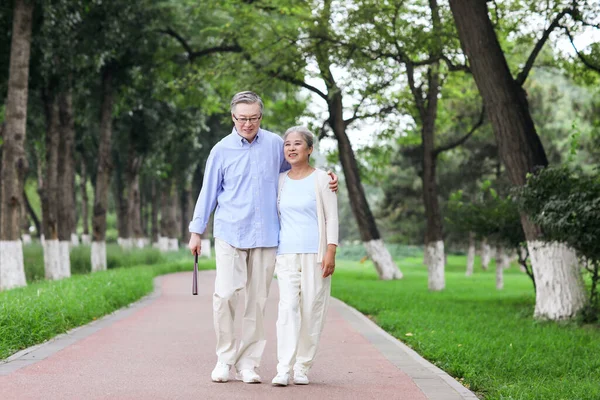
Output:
top-left (188, 91), bottom-right (337, 384)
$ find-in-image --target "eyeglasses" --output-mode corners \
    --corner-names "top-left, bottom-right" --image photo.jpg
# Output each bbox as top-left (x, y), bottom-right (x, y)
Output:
top-left (233, 114), bottom-right (262, 124)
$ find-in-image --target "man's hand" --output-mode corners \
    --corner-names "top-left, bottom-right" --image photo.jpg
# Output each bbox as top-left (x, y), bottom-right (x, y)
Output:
top-left (321, 245), bottom-right (337, 278)
top-left (327, 171), bottom-right (339, 193)
top-left (188, 233), bottom-right (202, 255)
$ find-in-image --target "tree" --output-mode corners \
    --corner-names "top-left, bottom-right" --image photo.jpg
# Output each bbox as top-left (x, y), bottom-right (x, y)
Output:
top-left (448, 0), bottom-right (589, 319)
top-left (346, 0), bottom-right (485, 289)
top-left (0, 0), bottom-right (34, 290)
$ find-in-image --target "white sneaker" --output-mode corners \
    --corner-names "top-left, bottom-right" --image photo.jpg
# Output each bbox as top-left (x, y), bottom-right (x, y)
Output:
top-left (211, 362), bottom-right (231, 382)
top-left (293, 370), bottom-right (309, 385)
top-left (236, 368), bottom-right (262, 383)
top-left (271, 372), bottom-right (289, 386)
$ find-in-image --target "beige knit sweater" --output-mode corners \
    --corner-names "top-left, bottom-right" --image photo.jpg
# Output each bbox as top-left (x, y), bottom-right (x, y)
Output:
top-left (277, 168), bottom-right (339, 262)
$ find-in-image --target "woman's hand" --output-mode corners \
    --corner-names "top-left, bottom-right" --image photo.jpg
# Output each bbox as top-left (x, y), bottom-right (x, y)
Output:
top-left (327, 171), bottom-right (339, 193)
top-left (321, 245), bottom-right (337, 278)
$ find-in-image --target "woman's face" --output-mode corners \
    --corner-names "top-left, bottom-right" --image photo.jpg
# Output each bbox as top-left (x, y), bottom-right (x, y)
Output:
top-left (284, 132), bottom-right (312, 166)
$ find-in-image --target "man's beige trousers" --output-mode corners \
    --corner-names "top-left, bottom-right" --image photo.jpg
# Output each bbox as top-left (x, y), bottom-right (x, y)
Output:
top-left (274, 253), bottom-right (331, 374)
top-left (213, 238), bottom-right (277, 371)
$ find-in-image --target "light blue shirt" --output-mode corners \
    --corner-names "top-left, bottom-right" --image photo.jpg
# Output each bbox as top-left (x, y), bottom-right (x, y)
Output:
top-left (277, 172), bottom-right (319, 255)
top-left (189, 128), bottom-right (289, 248)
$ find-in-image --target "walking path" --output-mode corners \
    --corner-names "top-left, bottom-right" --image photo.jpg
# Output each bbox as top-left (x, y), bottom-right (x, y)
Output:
top-left (0, 271), bottom-right (478, 400)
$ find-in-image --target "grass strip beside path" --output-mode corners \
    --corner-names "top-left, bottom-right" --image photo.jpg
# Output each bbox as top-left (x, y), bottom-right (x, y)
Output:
top-left (332, 256), bottom-right (600, 400)
top-left (0, 259), bottom-right (213, 360)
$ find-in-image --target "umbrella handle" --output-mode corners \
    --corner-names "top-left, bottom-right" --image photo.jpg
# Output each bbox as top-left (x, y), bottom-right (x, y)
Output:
top-left (192, 253), bottom-right (199, 295)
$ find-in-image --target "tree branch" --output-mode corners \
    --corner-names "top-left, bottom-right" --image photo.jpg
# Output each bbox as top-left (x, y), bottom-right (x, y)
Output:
top-left (561, 25), bottom-right (600, 74)
top-left (159, 27), bottom-right (242, 62)
top-left (516, 8), bottom-right (572, 86)
top-left (242, 53), bottom-right (329, 101)
top-left (343, 104), bottom-right (398, 127)
top-left (434, 106), bottom-right (485, 156)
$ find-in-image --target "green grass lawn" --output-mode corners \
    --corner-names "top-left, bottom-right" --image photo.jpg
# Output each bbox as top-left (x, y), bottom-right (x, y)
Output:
top-left (331, 255), bottom-right (600, 400)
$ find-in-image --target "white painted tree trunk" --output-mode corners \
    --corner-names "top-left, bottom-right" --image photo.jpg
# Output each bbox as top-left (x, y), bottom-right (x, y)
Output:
top-left (466, 234), bottom-right (475, 277)
top-left (135, 237), bottom-right (147, 249)
top-left (40, 234), bottom-right (45, 246)
top-left (158, 236), bottom-right (169, 252)
top-left (91, 241), bottom-right (107, 272)
top-left (496, 261), bottom-right (504, 290)
top-left (496, 246), bottom-right (511, 270)
top-left (81, 234), bottom-right (91, 245)
top-left (0, 240), bottom-right (27, 290)
top-left (168, 238), bottom-right (179, 251)
top-left (425, 240), bottom-right (445, 291)
top-left (21, 234), bottom-right (32, 245)
top-left (200, 238), bottom-right (212, 258)
top-left (481, 239), bottom-right (491, 270)
top-left (119, 237), bottom-right (134, 250)
top-left (364, 239), bottom-right (403, 280)
top-left (528, 241), bottom-right (587, 320)
top-left (59, 240), bottom-right (71, 279)
top-left (44, 239), bottom-right (66, 280)
top-left (70, 233), bottom-right (79, 247)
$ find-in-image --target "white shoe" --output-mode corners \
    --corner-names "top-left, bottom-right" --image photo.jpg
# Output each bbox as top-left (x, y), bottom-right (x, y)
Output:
top-left (211, 362), bottom-right (231, 382)
top-left (293, 370), bottom-right (309, 385)
top-left (271, 372), bottom-right (289, 386)
top-left (236, 368), bottom-right (262, 383)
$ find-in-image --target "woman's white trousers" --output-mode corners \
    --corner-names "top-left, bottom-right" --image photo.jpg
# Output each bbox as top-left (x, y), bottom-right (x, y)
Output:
top-left (275, 253), bottom-right (331, 374)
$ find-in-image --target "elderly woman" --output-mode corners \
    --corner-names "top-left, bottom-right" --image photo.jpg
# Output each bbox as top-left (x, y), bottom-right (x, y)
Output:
top-left (271, 126), bottom-right (338, 387)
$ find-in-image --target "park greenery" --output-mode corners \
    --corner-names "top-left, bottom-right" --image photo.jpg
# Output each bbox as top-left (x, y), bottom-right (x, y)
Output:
top-left (1, 0), bottom-right (600, 397)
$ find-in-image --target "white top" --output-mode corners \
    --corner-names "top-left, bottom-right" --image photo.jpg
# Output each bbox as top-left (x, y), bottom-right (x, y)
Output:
top-left (277, 172), bottom-right (319, 255)
top-left (277, 169), bottom-right (339, 262)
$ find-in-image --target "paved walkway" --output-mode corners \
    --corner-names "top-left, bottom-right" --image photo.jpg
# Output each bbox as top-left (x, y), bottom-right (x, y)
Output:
top-left (0, 271), bottom-right (478, 400)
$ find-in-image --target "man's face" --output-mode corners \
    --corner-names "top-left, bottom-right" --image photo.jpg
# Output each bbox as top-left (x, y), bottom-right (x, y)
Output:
top-left (232, 102), bottom-right (262, 142)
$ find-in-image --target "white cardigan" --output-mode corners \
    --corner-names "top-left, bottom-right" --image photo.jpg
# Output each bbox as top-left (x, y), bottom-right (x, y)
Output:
top-left (277, 169), bottom-right (339, 262)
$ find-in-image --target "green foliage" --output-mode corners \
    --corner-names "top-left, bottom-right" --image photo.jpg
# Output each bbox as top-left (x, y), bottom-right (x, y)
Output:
top-left (446, 185), bottom-right (524, 250)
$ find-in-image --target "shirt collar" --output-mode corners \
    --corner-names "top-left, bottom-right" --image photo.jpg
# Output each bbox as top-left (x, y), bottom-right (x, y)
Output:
top-left (233, 128), bottom-right (261, 147)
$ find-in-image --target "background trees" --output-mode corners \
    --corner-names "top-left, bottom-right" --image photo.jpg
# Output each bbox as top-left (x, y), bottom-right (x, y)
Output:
top-left (1, 0), bottom-right (599, 321)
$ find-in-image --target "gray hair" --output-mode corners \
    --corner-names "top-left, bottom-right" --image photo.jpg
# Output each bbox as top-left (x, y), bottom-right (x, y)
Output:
top-left (283, 126), bottom-right (314, 149)
top-left (230, 91), bottom-right (264, 114)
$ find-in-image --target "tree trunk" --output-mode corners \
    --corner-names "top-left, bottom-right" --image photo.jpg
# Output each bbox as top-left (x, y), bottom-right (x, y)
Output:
top-left (92, 66), bottom-right (114, 271)
top-left (23, 188), bottom-right (40, 238)
top-left (56, 90), bottom-right (76, 276)
top-left (159, 181), bottom-right (178, 252)
top-left (114, 172), bottom-right (130, 249)
top-left (421, 63), bottom-right (445, 290)
top-left (0, 0), bottom-right (33, 290)
top-left (481, 238), bottom-right (491, 271)
top-left (80, 159), bottom-right (90, 245)
top-left (20, 189), bottom-right (31, 243)
top-left (125, 150), bottom-right (144, 248)
top-left (151, 180), bottom-right (159, 246)
top-left (449, 0), bottom-right (587, 319)
top-left (42, 92), bottom-right (66, 280)
top-left (466, 232), bottom-right (475, 276)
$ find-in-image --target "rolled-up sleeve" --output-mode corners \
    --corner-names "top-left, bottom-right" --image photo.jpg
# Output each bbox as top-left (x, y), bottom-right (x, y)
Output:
top-left (321, 178), bottom-right (339, 246)
top-left (188, 149), bottom-right (222, 234)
